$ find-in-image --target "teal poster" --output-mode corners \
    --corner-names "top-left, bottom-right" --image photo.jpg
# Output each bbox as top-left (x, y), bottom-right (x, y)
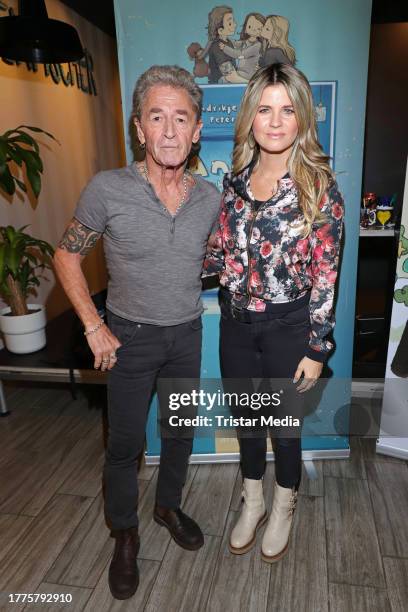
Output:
top-left (113, 0), bottom-right (372, 459)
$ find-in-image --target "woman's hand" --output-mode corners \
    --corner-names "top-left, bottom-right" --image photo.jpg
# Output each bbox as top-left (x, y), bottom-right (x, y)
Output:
top-left (219, 42), bottom-right (225, 50)
top-left (293, 356), bottom-right (323, 393)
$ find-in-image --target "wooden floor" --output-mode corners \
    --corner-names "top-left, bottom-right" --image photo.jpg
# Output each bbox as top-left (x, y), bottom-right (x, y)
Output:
top-left (0, 384), bottom-right (407, 612)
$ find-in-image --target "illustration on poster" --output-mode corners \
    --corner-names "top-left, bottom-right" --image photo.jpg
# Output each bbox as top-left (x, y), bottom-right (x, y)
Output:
top-left (187, 7), bottom-right (296, 84)
top-left (390, 224), bottom-right (408, 377)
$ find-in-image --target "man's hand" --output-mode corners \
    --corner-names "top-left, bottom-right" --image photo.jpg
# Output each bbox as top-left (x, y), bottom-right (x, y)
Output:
top-left (293, 356), bottom-right (323, 393)
top-left (86, 324), bottom-right (122, 371)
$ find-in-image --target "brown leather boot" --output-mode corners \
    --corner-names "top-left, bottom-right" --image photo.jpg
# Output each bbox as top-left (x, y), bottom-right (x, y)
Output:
top-left (153, 505), bottom-right (204, 550)
top-left (108, 527), bottom-right (140, 600)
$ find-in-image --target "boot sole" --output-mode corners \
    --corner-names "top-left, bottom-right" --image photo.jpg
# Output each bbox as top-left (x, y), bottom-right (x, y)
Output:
top-left (108, 576), bottom-right (139, 600)
top-left (229, 511), bottom-right (268, 555)
top-left (153, 515), bottom-right (204, 551)
top-left (261, 540), bottom-right (289, 563)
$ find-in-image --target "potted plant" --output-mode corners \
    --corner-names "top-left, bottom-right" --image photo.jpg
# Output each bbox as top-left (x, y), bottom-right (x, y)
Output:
top-left (0, 124), bottom-right (58, 353)
top-left (0, 225), bottom-right (54, 353)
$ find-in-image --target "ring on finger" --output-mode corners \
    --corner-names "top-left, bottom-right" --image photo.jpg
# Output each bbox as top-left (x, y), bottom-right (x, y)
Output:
top-left (102, 358), bottom-right (109, 364)
top-left (110, 353), bottom-right (117, 360)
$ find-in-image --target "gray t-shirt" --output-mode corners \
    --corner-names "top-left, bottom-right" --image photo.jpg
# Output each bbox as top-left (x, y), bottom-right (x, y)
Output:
top-left (74, 163), bottom-right (221, 325)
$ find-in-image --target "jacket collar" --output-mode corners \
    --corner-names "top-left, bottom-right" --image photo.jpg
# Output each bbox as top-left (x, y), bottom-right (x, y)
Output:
top-left (229, 159), bottom-right (294, 202)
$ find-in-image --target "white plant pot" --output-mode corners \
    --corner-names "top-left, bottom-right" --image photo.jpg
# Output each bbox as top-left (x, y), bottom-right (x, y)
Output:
top-left (0, 304), bottom-right (47, 354)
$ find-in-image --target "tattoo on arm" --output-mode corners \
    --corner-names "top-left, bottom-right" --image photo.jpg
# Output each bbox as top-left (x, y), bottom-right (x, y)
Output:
top-left (58, 219), bottom-right (102, 255)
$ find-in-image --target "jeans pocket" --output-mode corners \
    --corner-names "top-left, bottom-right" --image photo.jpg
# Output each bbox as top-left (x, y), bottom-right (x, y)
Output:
top-left (220, 301), bottom-right (235, 321)
top-left (188, 316), bottom-right (203, 331)
top-left (107, 311), bottom-right (141, 348)
top-left (274, 305), bottom-right (310, 328)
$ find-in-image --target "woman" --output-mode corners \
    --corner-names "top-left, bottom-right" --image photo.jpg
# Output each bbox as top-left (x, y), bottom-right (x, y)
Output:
top-left (259, 15), bottom-right (296, 68)
top-left (204, 63), bottom-right (343, 563)
top-left (219, 12), bottom-right (265, 82)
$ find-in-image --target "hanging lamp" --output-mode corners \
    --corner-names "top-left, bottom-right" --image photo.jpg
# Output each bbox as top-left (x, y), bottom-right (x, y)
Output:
top-left (0, 0), bottom-right (84, 63)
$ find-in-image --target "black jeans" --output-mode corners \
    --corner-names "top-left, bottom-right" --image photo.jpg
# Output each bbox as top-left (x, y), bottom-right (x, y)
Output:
top-left (220, 300), bottom-right (310, 490)
top-left (104, 310), bottom-right (202, 530)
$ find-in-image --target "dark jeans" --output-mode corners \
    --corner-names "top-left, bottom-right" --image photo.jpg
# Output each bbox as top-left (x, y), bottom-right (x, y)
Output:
top-left (104, 310), bottom-right (202, 530)
top-left (220, 301), bottom-right (310, 490)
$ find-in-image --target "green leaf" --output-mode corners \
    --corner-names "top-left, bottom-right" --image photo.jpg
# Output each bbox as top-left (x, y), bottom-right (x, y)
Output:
top-left (0, 163), bottom-right (15, 195)
top-left (6, 243), bottom-right (24, 276)
top-left (9, 133), bottom-right (39, 153)
top-left (0, 243), bottom-right (5, 284)
top-left (7, 143), bottom-right (23, 166)
top-left (2, 129), bottom-right (19, 139)
top-left (12, 176), bottom-right (27, 192)
top-left (37, 240), bottom-right (55, 256)
top-left (16, 125), bottom-right (60, 144)
top-left (19, 260), bottom-right (30, 289)
top-left (26, 167), bottom-right (41, 197)
top-left (18, 148), bottom-right (43, 173)
top-left (0, 138), bottom-right (8, 164)
top-left (5, 226), bottom-right (17, 245)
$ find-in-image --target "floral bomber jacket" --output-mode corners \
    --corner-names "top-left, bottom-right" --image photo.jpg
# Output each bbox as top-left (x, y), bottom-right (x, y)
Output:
top-left (203, 165), bottom-right (344, 362)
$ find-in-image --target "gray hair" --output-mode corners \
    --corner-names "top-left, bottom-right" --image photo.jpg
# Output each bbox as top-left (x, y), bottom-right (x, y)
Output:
top-left (131, 65), bottom-right (203, 122)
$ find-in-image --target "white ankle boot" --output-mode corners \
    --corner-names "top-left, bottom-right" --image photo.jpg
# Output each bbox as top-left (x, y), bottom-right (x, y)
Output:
top-left (229, 478), bottom-right (267, 554)
top-left (261, 482), bottom-right (297, 563)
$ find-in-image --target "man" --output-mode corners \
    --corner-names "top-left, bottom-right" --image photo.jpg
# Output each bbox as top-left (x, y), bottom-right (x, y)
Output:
top-left (53, 65), bottom-right (221, 600)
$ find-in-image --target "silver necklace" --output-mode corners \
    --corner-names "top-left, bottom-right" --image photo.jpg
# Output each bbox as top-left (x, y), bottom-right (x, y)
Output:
top-left (249, 164), bottom-right (279, 200)
top-left (143, 163), bottom-right (188, 215)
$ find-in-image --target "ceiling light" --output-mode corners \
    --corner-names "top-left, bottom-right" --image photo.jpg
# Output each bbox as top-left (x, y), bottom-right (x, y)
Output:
top-left (0, 0), bottom-right (84, 63)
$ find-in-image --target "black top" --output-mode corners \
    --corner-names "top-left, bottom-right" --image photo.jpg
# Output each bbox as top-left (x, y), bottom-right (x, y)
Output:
top-left (251, 172), bottom-right (291, 211)
top-left (208, 40), bottom-right (236, 83)
top-left (253, 199), bottom-right (266, 211)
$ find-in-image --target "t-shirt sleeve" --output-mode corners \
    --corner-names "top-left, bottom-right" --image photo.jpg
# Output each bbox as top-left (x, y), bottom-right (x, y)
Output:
top-left (73, 173), bottom-right (108, 234)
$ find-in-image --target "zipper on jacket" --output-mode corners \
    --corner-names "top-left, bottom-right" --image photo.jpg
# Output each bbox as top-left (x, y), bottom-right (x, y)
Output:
top-left (244, 203), bottom-right (261, 308)
top-left (243, 190), bottom-right (287, 308)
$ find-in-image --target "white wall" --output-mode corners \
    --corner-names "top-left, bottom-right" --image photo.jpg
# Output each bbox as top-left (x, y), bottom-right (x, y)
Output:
top-left (0, 0), bottom-right (125, 319)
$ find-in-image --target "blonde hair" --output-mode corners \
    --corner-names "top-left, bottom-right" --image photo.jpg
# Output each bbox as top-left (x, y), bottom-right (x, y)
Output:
top-left (232, 63), bottom-right (334, 236)
top-left (264, 15), bottom-right (296, 64)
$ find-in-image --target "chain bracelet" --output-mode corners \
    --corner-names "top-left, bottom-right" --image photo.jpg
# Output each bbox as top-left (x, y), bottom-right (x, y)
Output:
top-left (84, 318), bottom-right (104, 336)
